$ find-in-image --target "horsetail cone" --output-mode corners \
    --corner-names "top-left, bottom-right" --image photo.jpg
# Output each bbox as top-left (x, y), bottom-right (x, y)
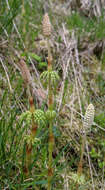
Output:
top-left (43, 13), bottom-right (51, 37)
top-left (83, 104), bottom-right (94, 131)
top-left (19, 59), bottom-right (32, 85)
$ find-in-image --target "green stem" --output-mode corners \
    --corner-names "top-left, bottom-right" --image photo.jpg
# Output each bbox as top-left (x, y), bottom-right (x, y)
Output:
top-left (46, 34), bottom-right (55, 190)
top-left (48, 120), bottom-right (54, 190)
top-left (47, 61), bottom-right (54, 190)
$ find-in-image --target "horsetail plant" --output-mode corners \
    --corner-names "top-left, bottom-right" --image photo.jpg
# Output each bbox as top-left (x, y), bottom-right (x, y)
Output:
top-left (41, 13), bottom-right (59, 190)
top-left (20, 98), bottom-right (46, 175)
top-left (77, 104), bottom-right (95, 176)
top-left (19, 59), bottom-right (46, 175)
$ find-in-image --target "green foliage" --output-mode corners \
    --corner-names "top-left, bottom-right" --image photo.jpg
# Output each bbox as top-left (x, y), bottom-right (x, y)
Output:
top-left (33, 109), bottom-right (47, 127)
top-left (0, 0), bottom-right (43, 51)
top-left (24, 135), bottom-right (40, 145)
top-left (20, 110), bottom-right (32, 125)
top-left (94, 112), bottom-right (105, 128)
top-left (29, 53), bottom-right (42, 62)
top-left (95, 16), bottom-right (105, 39)
top-left (67, 12), bottom-right (105, 40)
top-left (96, 74), bottom-right (105, 95)
top-left (20, 109), bottom-right (46, 127)
top-left (40, 70), bottom-right (59, 89)
top-left (90, 147), bottom-right (99, 158)
top-left (46, 110), bottom-right (56, 120)
top-left (67, 12), bottom-right (85, 31)
top-left (29, 52), bottom-right (47, 70)
top-left (0, 92), bottom-right (26, 188)
top-left (70, 172), bottom-right (85, 185)
top-left (89, 140), bottom-right (105, 170)
top-left (0, 0), bottom-right (21, 34)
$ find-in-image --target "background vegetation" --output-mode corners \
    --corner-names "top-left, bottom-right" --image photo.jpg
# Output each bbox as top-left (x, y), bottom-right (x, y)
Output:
top-left (0, 0), bottom-right (105, 189)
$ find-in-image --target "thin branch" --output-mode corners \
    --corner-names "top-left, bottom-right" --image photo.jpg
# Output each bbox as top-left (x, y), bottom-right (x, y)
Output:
top-left (0, 57), bottom-right (13, 93)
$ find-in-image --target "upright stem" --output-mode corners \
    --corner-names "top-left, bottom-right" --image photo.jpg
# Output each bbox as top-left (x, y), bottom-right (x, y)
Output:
top-left (30, 97), bottom-right (38, 139)
top-left (47, 39), bottom-right (52, 71)
top-left (77, 134), bottom-right (86, 176)
top-left (48, 120), bottom-right (54, 190)
top-left (47, 40), bottom-right (54, 190)
top-left (24, 97), bottom-right (37, 176)
top-left (25, 143), bottom-right (32, 176)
